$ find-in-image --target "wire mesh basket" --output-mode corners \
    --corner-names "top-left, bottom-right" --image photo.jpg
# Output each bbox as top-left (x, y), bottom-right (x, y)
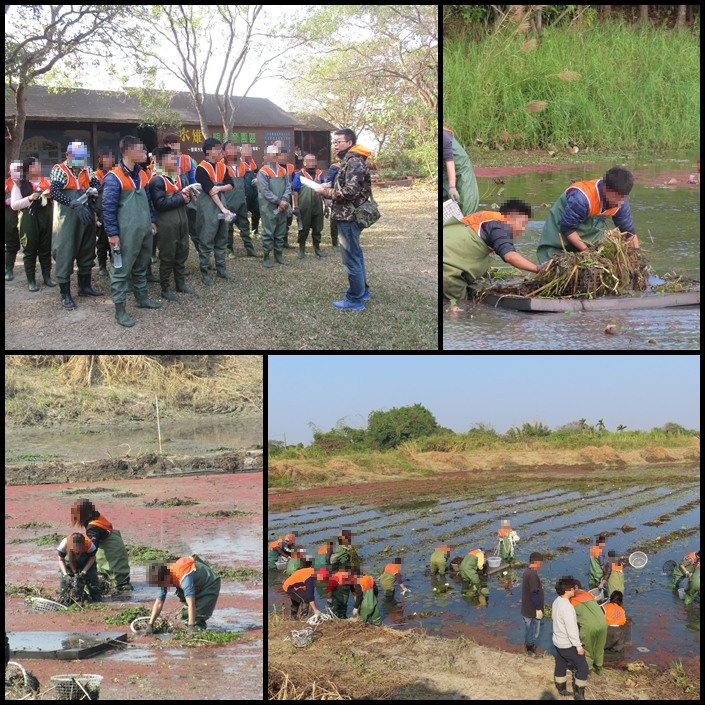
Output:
top-left (130, 616), bottom-right (172, 634)
top-left (49, 673), bottom-right (103, 700)
top-left (26, 596), bottom-right (68, 612)
top-left (6, 661), bottom-right (40, 696)
top-left (662, 559), bottom-right (677, 575)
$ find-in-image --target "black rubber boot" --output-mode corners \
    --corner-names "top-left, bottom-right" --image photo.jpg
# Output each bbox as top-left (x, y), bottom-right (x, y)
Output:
top-left (573, 685), bottom-right (586, 700)
top-left (263, 252), bottom-right (273, 269)
top-left (226, 246), bottom-right (235, 259)
top-left (274, 250), bottom-right (290, 266)
top-left (175, 277), bottom-right (196, 294)
top-left (282, 233), bottom-right (295, 249)
top-left (524, 642), bottom-right (539, 659)
top-left (99, 264), bottom-right (108, 277)
top-left (41, 267), bottom-right (57, 287)
top-left (245, 244), bottom-right (257, 257)
top-left (27, 275), bottom-right (39, 292)
top-left (146, 265), bottom-right (159, 283)
top-left (78, 273), bottom-right (103, 297)
top-left (114, 302), bottom-right (134, 327)
top-left (59, 281), bottom-right (76, 309)
top-left (554, 680), bottom-right (568, 696)
top-left (134, 288), bottom-right (162, 309)
top-left (5, 251), bottom-right (16, 280)
top-left (216, 266), bottom-right (233, 280)
top-left (161, 287), bottom-right (179, 302)
top-left (201, 269), bottom-right (215, 286)
top-left (298, 245), bottom-right (306, 259)
top-left (314, 246), bottom-right (327, 258)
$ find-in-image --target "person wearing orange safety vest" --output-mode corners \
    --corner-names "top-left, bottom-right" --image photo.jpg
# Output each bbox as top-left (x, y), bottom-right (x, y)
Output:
top-left (146, 555), bottom-right (221, 632)
top-left (569, 580), bottom-right (607, 675)
top-left (314, 541), bottom-right (335, 569)
top-left (460, 547), bottom-right (486, 588)
top-left (56, 532), bottom-right (101, 602)
top-left (379, 557), bottom-right (409, 599)
top-left (5, 162), bottom-right (22, 281)
top-left (352, 568), bottom-right (381, 625)
top-left (537, 166), bottom-right (640, 264)
top-left (430, 545), bottom-right (451, 577)
top-left (257, 144), bottom-right (292, 267)
top-left (603, 551), bottom-right (625, 597)
top-left (589, 535), bottom-right (607, 588)
top-left (268, 533), bottom-right (297, 571)
top-left (221, 141), bottom-right (257, 258)
top-left (282, 563), bottom-right (328, 619)
top-left (670, 549), bottom-right (700, 589)
top-left (601, 590), bottom-right (627, 654)
top-left (94, 148), bottom-right (116, 278)
top-left (163, 132), bottom-right (199, 259)
top-left (326, 567), bottom-right (355, 618)
top-left (443, 199), bottom-right (544, 307)
top-left (498, 519), bottom-right (519, 562)
top-left (276, 147), bottom-right (297, 250)
top-left (292, 154), bottom-right (327, 259)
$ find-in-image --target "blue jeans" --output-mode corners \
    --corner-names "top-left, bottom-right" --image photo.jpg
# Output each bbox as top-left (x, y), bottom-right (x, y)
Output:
top-left (336, 220), bottom-right (368, 303)
top-left (522, 615), bottom-right (541, 645)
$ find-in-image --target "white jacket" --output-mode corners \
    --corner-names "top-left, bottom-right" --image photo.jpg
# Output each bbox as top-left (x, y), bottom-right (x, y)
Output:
top-left (551, 595), bottom-right (583, 650)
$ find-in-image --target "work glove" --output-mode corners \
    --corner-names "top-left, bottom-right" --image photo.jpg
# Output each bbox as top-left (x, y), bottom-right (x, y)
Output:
top-left (186, 625), bottom-right (198, 635)
top-left (293, 207), bottom-right (301, 217)
top-left (352, 608), bottom-right (359, 618)
top-left (326, 598), bottom-right (333, 604)
top-left (144, 623), bottom-right (154, 635)
top-left (449, 187), bottom-right (460, 203)
top-left (536, 610), bottom-right (543, 620)
top-left (402, 588), bottom-right (410, 596)
top-left (70, 200), bottom-right (94, 226)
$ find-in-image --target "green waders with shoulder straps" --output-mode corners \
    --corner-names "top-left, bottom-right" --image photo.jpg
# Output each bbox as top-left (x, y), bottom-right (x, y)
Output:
top-left (379, 570), bottom-right (397, 599)
top-left (297, 177), bottom-right (325, 250)
top-left (460, 553), bottom-right (481, 587)
top-left (174, 558), bottom-right (221, 628)
top-left (153, 183), bottom-right (189, 292)
top-left (257, 173), bottom-right (288, 257)
top-left (331, 584), bottom-right (350, 618)
top-left (443, 216), bottom-right (491, 301)
top-left (195, 178), bottom-right (229, 279)
top-left (358, 584), bottom-right (382, 625)
top-left (19, 199), bottom-right (54, 288)
top-left (224, 171), bottom-right (255, 256)
top-left (442, 134), bottom-right (479, 216)
top-left (94, 529), bottom-right (132, 590)
top-left (574, 599), bottom-right (607, 672)
top-left (53, 190), bottom-right (97, 282)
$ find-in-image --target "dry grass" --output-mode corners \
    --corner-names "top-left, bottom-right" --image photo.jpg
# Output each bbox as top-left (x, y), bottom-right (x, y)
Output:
top-left (268, 666), bottom-right (352, 700)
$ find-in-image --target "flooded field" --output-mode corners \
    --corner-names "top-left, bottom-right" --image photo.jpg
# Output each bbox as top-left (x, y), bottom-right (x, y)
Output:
top-left (269, 469), bottom-right (700, 670)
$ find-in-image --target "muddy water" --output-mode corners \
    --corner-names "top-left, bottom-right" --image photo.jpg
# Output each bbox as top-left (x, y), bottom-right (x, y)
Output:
top-left (4, 416), bottom-right (263, 463)
top-left (268, 476), bottom-right (700, 668)
top-left (444, 153), bottom-right (700, 350)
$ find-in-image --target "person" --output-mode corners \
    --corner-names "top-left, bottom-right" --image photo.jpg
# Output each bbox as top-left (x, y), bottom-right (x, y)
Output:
top-left (602, 590), bottom-right (627, 654)
top-left (521, 552), bottom-right (545, 658)
top-left (257, 144), bottom-right (292, 268)
top-left (146, 555), bottom-right (221, 632)
top-left (570, 579), bottom-right (608, 676)
top-left (195, 137), bottom-right (234, 285)
top-left (240, 144), bottom-right (260, 237)
top-left (11, 157), bottom-right (55, 291)
top-left (292, 154), bottom-right (327, 259)
top-left (442, 125), bottom-right (479, 216)
top-left (460, 547), bottom-right (485, 591)
top-left (275, 146), bottom-right (297, 250)
top-left (163, 133), bottom-right (199, 259)
top-left (281, 561), bottom-right (327, 620)
top-left (443, 199), bottom-right (544, 305)
top-left (352, 567), bottom-right (382, 626)
top-left (286, 548), bottom-right (305, 577)
top-left (379, 557), bottom-right (409, 599)
top-left (498, 519), bottom-right (520, 562)
top-left (326, 566), bottom-right (354, 619)
top-left (50, 141), bottom-right (103, 309)
top-left (221, 141), bottom-right (257, 258)
top-left (602, 551), bottom-right (624, 597)
top-left (669, 549), bottom-right (699, 589)
top-left (268, 533), bottom-right (297, 571)
top-left (552, 575), bottom-right (589, 699)
top-left (331, 529), bottom-right (353, 567)
top-left (5, 162), bottom-right (22, 281)
top-left (102, 135), bottom-right (161, 327)
top-left (57, 532), bottom-right (101, 603)
top-left (537, 166), bottom-right (640, 264)
top-left (314, 129), bottom-right (373, 310)
top-left (323, 161), bottom-right (341, 252)
top-left (589, 535), bottom-right (607, 588)
top-left (430, 545), bottom-right (451, 577)
top-left (93, 148), bottom-right (116, 277)
top-left (70, 498), bottom-right (132, 591)
top-left (148, 147), bottom-right (194, 301)
top-left (683, 566), bottom-right (699, 606)
top-left (313, 541), bottom-right (335, 569)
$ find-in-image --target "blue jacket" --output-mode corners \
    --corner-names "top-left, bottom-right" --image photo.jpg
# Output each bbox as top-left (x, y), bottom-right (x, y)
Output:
top-left (102, 161), bottom-right (155, 236)
top-left (559, 179), bottom-right (635, 237)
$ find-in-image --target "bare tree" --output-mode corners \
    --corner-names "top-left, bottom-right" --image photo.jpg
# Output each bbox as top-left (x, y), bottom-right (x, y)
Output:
top-left (639, 5), bottom-right (649, 24)
top-left (676, 5), bottom-right (687, 29)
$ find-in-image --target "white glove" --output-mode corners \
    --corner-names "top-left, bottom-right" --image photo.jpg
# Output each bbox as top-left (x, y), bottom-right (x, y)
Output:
top-left (536, 610), bottom-right (543, 619)
top-left (402, 588), bottom-right (410, 595)
top-left (352, 608), bottom-right (359, 617)
top-left (449, 187), bottom-right (460, 203)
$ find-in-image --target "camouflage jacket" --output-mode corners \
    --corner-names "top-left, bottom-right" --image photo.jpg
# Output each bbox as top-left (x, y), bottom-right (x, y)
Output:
top-left (321, 147), bottom-right (372, 222)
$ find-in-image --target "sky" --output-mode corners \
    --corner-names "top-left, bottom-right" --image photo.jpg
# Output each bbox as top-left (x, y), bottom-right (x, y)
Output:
top-left (268, 355), bottom-right (700, 445)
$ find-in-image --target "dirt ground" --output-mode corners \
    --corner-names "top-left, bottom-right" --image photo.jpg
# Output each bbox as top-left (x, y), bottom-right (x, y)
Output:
top-left (5, 472), bottom-right (262, 700)
top-left (268, 616), bottom-right (699, 700)
top-left (4, 187), bottom-right (437, 350)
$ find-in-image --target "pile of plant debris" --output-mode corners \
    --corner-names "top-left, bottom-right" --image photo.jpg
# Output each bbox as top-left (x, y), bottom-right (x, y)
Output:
top-left (478, 229), bottom-right (650, 299)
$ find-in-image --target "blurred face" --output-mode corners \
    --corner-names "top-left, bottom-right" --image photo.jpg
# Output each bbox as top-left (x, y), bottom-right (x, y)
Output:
top-left (206, 144), bottom-right (222, 162)
top-left (29, 160), bottom-right (42, 179)
top-left (506, 212), bottom-right (529, 238)
top-left (125, 141), bottom-right (147, 163)
top-left (267, 149), bottom-right (279, 161)
top-left (224, 143), bottom-right (237, 162)
top-left (10, 162), bottom-right (23, 180)
top-left (167, 141), bottom-right (181, 156)
top-left (240, 144), bottom-right (252, 158)
top-left (101, 153), bottom-right (115, 170)
top-left (303, 155), bottom-right (317, 169)
top-left (162, 153), bottom-right (178, 174)
top-left (604, 186), bottom-right (626, 209)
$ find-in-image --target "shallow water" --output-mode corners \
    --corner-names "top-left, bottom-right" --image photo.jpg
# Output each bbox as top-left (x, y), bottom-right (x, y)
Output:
top-left (268, 475), bottom-right (700, 668)
top-left (444, 152), bottom-right (700, 350)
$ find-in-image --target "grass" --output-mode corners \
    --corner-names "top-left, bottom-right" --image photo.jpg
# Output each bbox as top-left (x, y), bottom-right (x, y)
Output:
top-left (171, 630), bottom-right (241, 646)
top-left (5, 583), bottom-right (53, 598)
top-left (104, 606), bottom-right (151, 626)
top-left (4, 453), bottom-right (62, 463)
top-left (212, 565), bottom-right (262, 582)
top-left (12, 521), bottom-right (52, 529)
top-left (145, 497), bottom-right (200, 507)
top-left (444, 20), bottom-right (700, 151)
top-left (125, 544), bottom-right (179, 563)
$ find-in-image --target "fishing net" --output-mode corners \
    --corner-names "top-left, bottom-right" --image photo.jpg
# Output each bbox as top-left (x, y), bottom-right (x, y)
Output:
top-left (662, 560), bottom-right (677, 575)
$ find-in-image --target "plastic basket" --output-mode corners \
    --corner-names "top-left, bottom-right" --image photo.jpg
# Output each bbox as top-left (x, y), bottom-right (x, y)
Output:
top-left (487, 557), bottom-right (502, 569)
top-left (678, 588), bottom-right (686, 600)
top-left (275, 559), bottom-right (288, 572)
top-left (628, 551), bottom-right (648, 569)
top-left (50, 674), bottom-right (103, 700)
top-left (588, 587), bottom-right (606, 603)
top-left (26, 597), bottom-right (68, 612)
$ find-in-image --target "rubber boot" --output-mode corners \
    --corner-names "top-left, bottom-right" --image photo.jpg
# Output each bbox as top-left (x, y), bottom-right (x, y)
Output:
top-left (554, 680), bottom-right (568, 696)
top-left (5, 251), bottom-right (15, 280)
top-left (146, 264), bottom-right (159, 283)
top-left (298, 245), bottom-right (306, 259)
top-left (99, 264), bottom-right (108, 276)
top-left (314, 246), bottom-right (327, 258)
top-left (274, 250), bottom-right (290, 266)
top-left (593, 665), bottom-right (602, 676)
top-left (41, 266), bottom-right (57, 287)
top-left (282, 234), bottom-right (295, 249)
top-left (573, 685), bottom-right (585, 700)
top-left (59, 281), bottom-right (76, 309)
top-left (216, 265), bottom-right (233, 280)
top-left (201, 269), bottom-right (215, 286)
top-left (244, 243), bottom-right (257, 257)
top-left (114, 302), bottom-right (135, 327)
top-left (27, 275), bottom-right (39, 292)
top-left (161, 287), bottom-right (179, 302)
top-left (226, 246), bottom-right (235, 259)
top-left (78, 273), bottom-right (103, 297)
top-left (524, 643), bottom-right (539, 659)
top-left (263, 252), bottom-right (273, 268)
top-left (175, 277), bottom-right (195, 294)
top-left (134, 288), bottom-right (162, 309)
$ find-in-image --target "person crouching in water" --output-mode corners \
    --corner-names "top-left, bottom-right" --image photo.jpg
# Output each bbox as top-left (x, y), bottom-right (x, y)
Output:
top-left (602, 590), bottom-right (627, 654)
top-left (351, 566), bottom-right (382, 626)
top-left (146, 556), bottom-right (221, 633)
top-left (57, 532), bottom-right (101, 602)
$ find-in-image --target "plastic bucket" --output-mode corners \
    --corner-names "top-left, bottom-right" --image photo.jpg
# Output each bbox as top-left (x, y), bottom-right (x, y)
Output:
top-left (588, 588), bottom-right (606, 603)
top-left (678, 588), bottom-right (686, 600)
top-left (487, 557), bottom-right (502, 569)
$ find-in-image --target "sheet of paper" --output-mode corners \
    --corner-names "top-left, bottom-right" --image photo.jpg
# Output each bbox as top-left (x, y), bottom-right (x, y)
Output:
top-left (443, 199), bottom-right (463, 224)
top-left (299, 175), bottom-right (322, 190)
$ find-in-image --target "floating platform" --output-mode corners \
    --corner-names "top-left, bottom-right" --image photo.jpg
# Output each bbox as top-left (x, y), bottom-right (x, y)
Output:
top-left (481, 290), bottom-right (699, 313)
top-left (486, 561), bottom-right (511, 575)
top-left (7, 632), bottom-right (128, 660)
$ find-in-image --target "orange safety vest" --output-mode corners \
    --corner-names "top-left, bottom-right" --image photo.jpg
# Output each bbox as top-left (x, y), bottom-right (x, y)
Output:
top-left (460, 211), bottom-right (511, 252)
top-left (198, 160), bottom-right (227, 184)
top-left (152, 173), bottom-right (180, 195)
top-left (499, 526), bottom-right (511, 538)
top-left (87, 514), bottom-right (113, 533)
top-left (298, 168), bottom-right (324, 183)
top-left (282, 163), bottom-right (294, 177)
top-left (167, 556), bottom-right (198, 589)
top-left (356, 575), bottom-right (375, 592)
top-left (611, 562), bottom-right (624, 573)
top-left (443, 126), bottom-right (453, 136)
top-left (260, 165), bottom-right (287, 179)
top-left (331, 570), bottom-right (353, 587)
top-left (109, 166), bottom-right (149, 191)
top-left (268, 539), bottom-right (283, 551)
top-left (590, 546), bottom-right (602, 559)
top-left (54, 162), bottom-right (93, 190)
top-left (469, 549), bottom-right (484, 557)
top-left (94, 169), bottom-right (108, 184)
top-left (318, 545), bottom-right (330, 555)
top-left (282, 567), bottom-right (315, 592)
top-left (220, 159), bottom-right (249, 179)
top-left (569, 592), bottom-right (595, 606)
top-left (242, 157), bottom-right (257, 171)
top-left (435, 545), bottom-right (450, 553)
top-left (602, 602), bottom-right (626, 626)
top-left (682, 551), bottom-right (699, 566)
top-left (64, 535), bottom-right (94, 553)
top-left (6, 177), bottom-right (15, 197)
top-left (20, 177), bottom-right (51, 198)
top-left (383, 563), bottom-right (400, 576)
top-left (565, 179), bottom-right (620, 218)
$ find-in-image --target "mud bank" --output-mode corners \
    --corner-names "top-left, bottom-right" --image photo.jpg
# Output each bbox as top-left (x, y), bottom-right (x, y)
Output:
top-left (6, 447), bottom-right (263, 486)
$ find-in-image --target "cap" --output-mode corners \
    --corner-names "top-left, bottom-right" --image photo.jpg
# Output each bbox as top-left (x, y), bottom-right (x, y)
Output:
top-left (266, 145), bottom-right (279, 155)
top-left (68, 141), bottom-right (88, 158)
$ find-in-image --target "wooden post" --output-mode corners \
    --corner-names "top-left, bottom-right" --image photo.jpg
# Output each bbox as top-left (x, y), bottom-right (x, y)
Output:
top-left (155, 395), bottom-right (162, 454)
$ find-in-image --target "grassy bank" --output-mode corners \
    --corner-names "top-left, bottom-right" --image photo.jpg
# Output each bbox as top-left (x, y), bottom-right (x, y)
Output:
top-left (444, 21), bottom-right (700, 150)
top-left (268, 614), bottom-right (700, 700)
top-left (5, 354), bottom-right (262, 427)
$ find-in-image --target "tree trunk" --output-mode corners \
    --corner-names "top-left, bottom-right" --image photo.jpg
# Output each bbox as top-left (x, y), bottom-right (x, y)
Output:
top-left (676, 5), bottom-right (687, 29)
top-left (6, 84), bottom-right (25, 174)
top-left (639, 5), bottom-right (649, 25)
top-left (603, 6), bottom-right (612, 19)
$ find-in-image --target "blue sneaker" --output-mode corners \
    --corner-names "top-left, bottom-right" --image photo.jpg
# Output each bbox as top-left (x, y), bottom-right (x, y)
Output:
top-left (332, 299), bottom-right (365, 311)
top-left (344, 289), bottom-right (371, 301)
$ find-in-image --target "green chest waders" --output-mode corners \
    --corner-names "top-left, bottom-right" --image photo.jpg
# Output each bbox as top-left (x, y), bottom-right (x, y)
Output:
top-left (53, 189), bottom-right (98, 282)
top-left (298, 180), bottom-right (324, 246)
top-left (95, 529), bottom-right (132, 589)
top-left (443, 217), bottom-right (492, 300)
top-left (359, 586), bottom-right (382, 625)
top-left (257, 175), bottom-right (287, 253)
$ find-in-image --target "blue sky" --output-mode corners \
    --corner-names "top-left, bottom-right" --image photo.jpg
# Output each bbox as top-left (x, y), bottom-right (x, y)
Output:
top-left (268, 355), bottom-right (700, 445)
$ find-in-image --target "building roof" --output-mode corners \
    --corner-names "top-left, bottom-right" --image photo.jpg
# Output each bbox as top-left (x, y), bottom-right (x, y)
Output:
top-left (288, 112), bottom-right (337, 131)
top-left (6, 86), bottom-right (304, 128)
